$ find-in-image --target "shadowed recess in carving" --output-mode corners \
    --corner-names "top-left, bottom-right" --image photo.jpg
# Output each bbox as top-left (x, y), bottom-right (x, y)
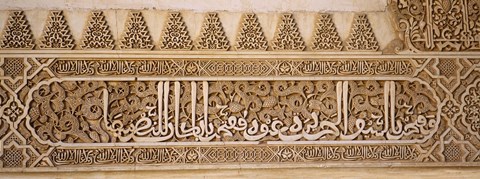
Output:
top-left (3, 2), bottom-right (480, 169)
top-left (49, 145), bottom-right (419, 166)
top-left (391, 0), bottom-right (480, 51)
top-left (48, 59), bottom-right (415, 77)
top-left (26, 80), bottom-right (439, 144)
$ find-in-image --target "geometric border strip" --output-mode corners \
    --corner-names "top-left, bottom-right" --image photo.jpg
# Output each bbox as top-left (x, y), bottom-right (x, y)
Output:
top-left (49, 58), bottom-right (414, 77)
top-left (1, 55), bottom-right (480, 171)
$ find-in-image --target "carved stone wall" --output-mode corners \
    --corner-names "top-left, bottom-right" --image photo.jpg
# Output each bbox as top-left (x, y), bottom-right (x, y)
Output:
top-left (0, 0), bottom-right (480, 173)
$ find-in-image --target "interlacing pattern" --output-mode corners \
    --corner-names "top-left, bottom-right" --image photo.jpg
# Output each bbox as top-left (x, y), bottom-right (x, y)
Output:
top-left (235, 13), bottom-right (268, 51)
top-left (0, 11), bottom-right (385, 52)
top-left (311, 14), bottom-right (343, 51)
top-left (120, 11), bottom-right (154, 50)
top-left (159, 12), bottom-right (193, 50)
top-left (80, 11), bottom-right (115, 49)
top-left (391, 0), bottom-right (480, 51)
top-left (39, 11), bottom-right (75, 49)
top-left (0, 11), bottom-right (34, 49)
top-left (25, 80), bottom-right (438, 143)
top-left (1, 2), bottom-right (480, 170)
top-left (196, 13), bottom-right (229, 50)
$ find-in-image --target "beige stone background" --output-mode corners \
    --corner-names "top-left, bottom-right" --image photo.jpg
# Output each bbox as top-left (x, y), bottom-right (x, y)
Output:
top-left (0, 11), bottom-right (396, 51)
top-left (0, 0), bottom-right (387, 12)
top-left (2, 167), bottom-right (480, 179)
top-left (0, 0), bottom-right (396, 51)
top-left (1, 0), bottom-right (479, 178)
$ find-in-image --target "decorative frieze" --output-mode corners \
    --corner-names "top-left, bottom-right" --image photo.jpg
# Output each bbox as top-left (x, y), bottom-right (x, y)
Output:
top-left (1, 1), bottom-right (480, 171)
top-left (120, 11), bottom-right (154, 50)
top-left (390, 0), bottom-right (480, 51)
top-left (461, 79), bottom-right (480, 139)
top-left (196, 13), bottom-right (229, 50)
top-left (2, 55), bottom-right (478, 169)
top-left (25, 79), bottom-right (438, 144)
top-left (272, 14), bottom-right (305, 51)
top-left (81, 11), bottom-right (115, 49)
top-left (39, 11), bottom-right (74, 49)
top-left (346, 14), bottom-right (379, 51)
top-left (0, 11), bottom-right (35, 49)
top-left (311, 14), bottom-right (343, 51)
top-left (159, 12), bottom-right (193, 50)
top-left (235, 13), bottom-right (268, 51)
top-left (0, 11), bottom-right (387, 52)
top-left (50, 145), bottom-right (419, 166)
top-left (49, 59), bottom-right (414, 77)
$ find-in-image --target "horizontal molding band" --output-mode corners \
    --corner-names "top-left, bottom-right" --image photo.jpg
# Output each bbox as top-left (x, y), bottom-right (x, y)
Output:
top-left (2, 51), bottom-right (480, 58)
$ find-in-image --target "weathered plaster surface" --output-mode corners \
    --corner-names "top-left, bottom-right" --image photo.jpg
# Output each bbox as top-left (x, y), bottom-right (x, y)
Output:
top-left (0, 11), bottom-right (397, 50)
top-left (1, 0), bottom-right (480, 178)
top-left (2, 167), bottom-right (480, 179)
top-left (0, 0), bottom-right (387, 12)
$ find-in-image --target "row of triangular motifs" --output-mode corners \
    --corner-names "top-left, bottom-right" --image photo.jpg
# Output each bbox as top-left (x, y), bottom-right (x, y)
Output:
top-left (0, 11), bottom-right (379, 51)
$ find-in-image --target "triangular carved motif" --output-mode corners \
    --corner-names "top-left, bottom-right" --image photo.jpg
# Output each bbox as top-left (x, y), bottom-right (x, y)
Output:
top-left (120, 11), bottom-right (154, 50)
top-left (272, 14), bottom-right (305, 51)
top-left (311, 14), bottom-right (343, 51)
top-left (346, 14), bottom-right (379, 51)
top-left (0, 11), bottom-right (35, 49)
top-left (81, 11), bottom-right (115, 49)
top-left (159, 12), bottom-right (193, 50)
top-left (196, 13), bottom-right (229, 50)
top-left (39, 11), bottom-right (75, 49)
top-left (235, 13), bottom-right (268, 51)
